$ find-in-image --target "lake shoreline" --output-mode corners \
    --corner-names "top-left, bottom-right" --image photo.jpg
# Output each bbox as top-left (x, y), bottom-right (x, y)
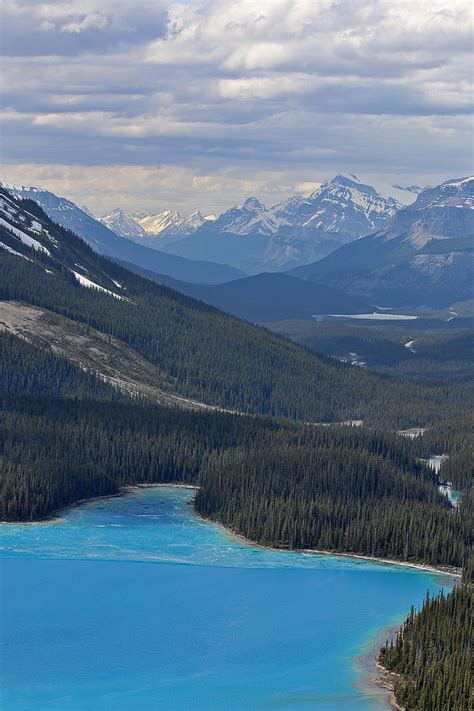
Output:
top-left (196, 511), bottom-right (461, 580)
top-left (2, 483), bottom-right (461, 582)
top-left (0, 482), bottom-right (199, 526)
top-left (356, 624), bottom-right (405, 710)
top-left (195, 512), bottom-right (459, 711)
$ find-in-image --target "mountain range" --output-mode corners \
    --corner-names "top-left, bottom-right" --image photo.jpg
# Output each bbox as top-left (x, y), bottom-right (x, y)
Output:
top-left (111, 175), bottom-right (473, 316)
top-left (98, 175), bottom-right (420, 272)
top-left (2, 174), bottom-right (472, 316)
top-left (100, 208), bottom-right (217, 249)
top-left (291, 176), bottom-right (474, 308)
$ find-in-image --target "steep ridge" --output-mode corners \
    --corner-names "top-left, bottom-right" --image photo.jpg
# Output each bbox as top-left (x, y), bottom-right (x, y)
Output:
top-left (290, 177), bottom-right (474, 307)
top-left (0, 301), bottom-right (228, 411)
top-left (1, 183), bottom-right (244, 284)
top-left (1, 187), bottom-right (471, 427)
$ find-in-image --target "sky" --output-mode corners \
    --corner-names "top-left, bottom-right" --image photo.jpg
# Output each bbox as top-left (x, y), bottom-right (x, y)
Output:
top-left (1, 0), bottom-right (473, 216)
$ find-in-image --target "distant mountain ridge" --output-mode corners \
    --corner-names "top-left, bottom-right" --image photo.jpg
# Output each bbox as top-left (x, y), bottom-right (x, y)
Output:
top-left (2, 175), bottom-right (422, 275)
top-left (84, 174), bottom-right (420, 273)
top-left (2, 185), bottom-right (441, 426)
top-left (209, 175), bottom-right (417, 238)
top-left (102, 208), bottom-right (217, 248)
top-left (290, 176), bottom-right (474, 307)
top-left (157, 174), bottom-right (421, 272)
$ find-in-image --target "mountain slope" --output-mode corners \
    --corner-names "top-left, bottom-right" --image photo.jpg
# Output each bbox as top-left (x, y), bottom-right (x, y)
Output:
top-left (1, 187), bottom-right (471, 427)
top-left (1, 183), bottom-right (244, 284)
top-left (290, 177), bottom-right (474, 307)
top-left (0, 301), bottom-right (227, 411)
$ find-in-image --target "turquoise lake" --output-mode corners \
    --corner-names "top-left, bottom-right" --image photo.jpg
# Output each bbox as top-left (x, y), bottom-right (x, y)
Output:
top-left (0, 487), bottom-right (449, 710)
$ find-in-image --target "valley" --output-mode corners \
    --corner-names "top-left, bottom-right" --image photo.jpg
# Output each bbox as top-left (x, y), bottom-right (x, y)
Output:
top-left (268, 312), bottom-right (474, 385)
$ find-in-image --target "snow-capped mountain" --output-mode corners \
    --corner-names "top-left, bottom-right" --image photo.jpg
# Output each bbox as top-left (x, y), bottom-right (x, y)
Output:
top-left (133, 210), bottom-right (216, 237)
top-left (210, 197), bottom-right (278, 236)
top-left (99, 208), bottom-right (148, 240)
top-left (1, 174), bottom-right (424, 273)
top-left (160, 175), bottom-right (420, 271)
top-left (290, 176), bottom-right (474, 307)
top-left (215, 175), bottom-right (414, 240)
top-left (106, 209), bottom-right (217, 248)
top-left (374, 175), bottom-right (474, 249)
top-left (205, 175), bottom-right (417, 239)
top-left (135, 210), bottom-right (186, 235)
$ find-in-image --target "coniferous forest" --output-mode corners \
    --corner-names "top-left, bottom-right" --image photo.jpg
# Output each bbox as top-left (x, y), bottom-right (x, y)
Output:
top-left (2, 332), bottom-right (471, 572)
top-left (379, 584), bottom-right (472, 710)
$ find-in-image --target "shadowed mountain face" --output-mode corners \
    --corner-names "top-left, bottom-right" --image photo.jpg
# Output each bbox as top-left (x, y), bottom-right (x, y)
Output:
top-left (114, 267), bottom-right (372, 323)
top-left (290, 177), bottom-right (474, 308)
top-left (0, 184), bottom-right (244, 285)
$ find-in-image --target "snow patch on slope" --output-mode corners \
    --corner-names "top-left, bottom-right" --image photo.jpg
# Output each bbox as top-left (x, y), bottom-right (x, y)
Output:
top-left (0, 241), bottom-right (33, 260)
top-left (71, 270), bottom-right (124, 300)
top-left (0, 217), bottom-right (51, 256)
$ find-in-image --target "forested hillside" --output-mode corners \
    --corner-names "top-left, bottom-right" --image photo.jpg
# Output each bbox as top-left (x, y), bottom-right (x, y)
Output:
top-left (379, 584), bottom-right (472, 710)
top-left (1, 191), bottom-right (473, 428)
top-left (0, 332), bottom-right (126, 402)
top-left (1, 335), bottom-right (470, 574)
top-left (194, 444), bottom-right (470, 568)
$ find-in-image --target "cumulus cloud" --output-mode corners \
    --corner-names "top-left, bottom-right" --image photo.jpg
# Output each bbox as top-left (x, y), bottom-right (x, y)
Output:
top-left (1, 0), bottom-right (473, 212)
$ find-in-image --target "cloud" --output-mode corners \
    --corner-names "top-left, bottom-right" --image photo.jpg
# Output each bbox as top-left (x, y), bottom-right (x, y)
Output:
top-left (1, 0), bottom-right (473, 212)
top-left (1, 1), bottom-right (168, 55)
top-left (0, 162), bottom-right (319, 215)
